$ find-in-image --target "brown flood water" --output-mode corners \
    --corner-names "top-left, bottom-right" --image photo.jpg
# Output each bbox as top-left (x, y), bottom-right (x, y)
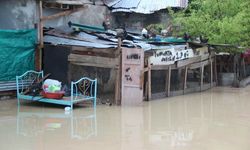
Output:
top-left (0, 87), bottom-right (250, 150)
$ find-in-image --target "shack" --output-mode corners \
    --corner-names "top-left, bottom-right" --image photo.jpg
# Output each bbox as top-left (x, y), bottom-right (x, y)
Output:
top-left (144, 41), bottom-right (216, 100)
top-left (43, 24), bottom-right (146, 105)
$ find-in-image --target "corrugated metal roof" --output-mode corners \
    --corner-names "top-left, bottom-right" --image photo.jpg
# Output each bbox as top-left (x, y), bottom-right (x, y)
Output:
top-left (105, 0), bottom-right (188, 14)
top-left (111, 0), bottom-right (140, 9)
top-left (44, 35), bottom-right (117, 48)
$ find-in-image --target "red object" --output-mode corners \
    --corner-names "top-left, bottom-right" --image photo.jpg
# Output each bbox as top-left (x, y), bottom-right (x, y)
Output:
top-left (241, 49), bottom-right (250, 58)
top-left (41, 91), bottom-right (65, 99)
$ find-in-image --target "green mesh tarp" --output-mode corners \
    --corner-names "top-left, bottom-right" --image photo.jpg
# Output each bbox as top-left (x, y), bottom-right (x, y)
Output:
top-left (0, 29), bottom-right (36, 81)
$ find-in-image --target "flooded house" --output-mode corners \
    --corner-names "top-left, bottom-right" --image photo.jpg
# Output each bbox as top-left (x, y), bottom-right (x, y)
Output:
top-left (0, 1), bottom-right (250, 150)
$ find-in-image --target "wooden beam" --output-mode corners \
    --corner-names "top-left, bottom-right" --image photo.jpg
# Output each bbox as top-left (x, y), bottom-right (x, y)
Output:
top-left (115, 66), bottom-right (120, 105)
top-left (148, 64), bottom-right (152, 100)
top-left (165, 70), bottom-right (168, 95)
top-left (210, 58), bottom-right (213, 88)
top-left (214, 55), bottom-right (218, 85)
top-left (189, 59), bottom-right (211, 69)
top-left (71, 62), bottom-right (117, 68)
top-left (72, 46), bottom-right (118, 57)
top-left (39, 0), bottom-right (43, 48)
top-left (242, 58), bottom-right (246, 78)
top-left (68, 54), bottom-right (119, 68)
top-left (145, 81), bottom-right (148, 100)
top-left (151, 64), bottom-right (176, 70)
top-left (167, 66), bottom-right (172, 97)
top-left (177, 56), bottom-right (201, 68)
top-left (115, 38), bottom-right (122, 105)
top-left (41, 7), bottom-right (85, 21)
top-left (35, 46), bottom-right (42, 71)
top-left (183, 66), bottom-right (188, 94)
top-left (200, 65), bottom-right (204, 92)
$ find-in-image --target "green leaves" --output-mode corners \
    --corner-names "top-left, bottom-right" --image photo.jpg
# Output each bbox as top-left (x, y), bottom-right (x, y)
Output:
top-left (171, 0), bottom-right (250, 52)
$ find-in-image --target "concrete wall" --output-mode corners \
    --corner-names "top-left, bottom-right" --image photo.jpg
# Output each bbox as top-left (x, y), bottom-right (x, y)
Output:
top-left (0, 0), bottom-right (109, 30)
top-left (0, 0), bottom-right (170, 31)
top-left (0, 0), bottom-right (37, 29)
top-left (44, 4), bottom-right (109, 28)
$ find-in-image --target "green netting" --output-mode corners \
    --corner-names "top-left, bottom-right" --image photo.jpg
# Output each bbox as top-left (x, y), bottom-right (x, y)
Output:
top-left (0, 29), bottom-right (36, 81)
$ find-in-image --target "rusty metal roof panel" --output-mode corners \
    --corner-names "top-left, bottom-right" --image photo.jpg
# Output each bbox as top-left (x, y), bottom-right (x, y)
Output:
top-left (44, 0), bottom-right (103, 5)
top-left (44, 35), bottom-right (117, 48)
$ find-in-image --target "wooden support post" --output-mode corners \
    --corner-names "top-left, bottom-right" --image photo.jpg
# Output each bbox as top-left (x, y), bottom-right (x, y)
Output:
top-left (242, 58), bottom-right (246, 78)
top-left (210, 58), bottom-right (213, 87)
top-left (165, 70), bottom-right (168, 95)
top-left (35, 46), bottom-right (41, 71)
top-left (147, 64), bottom-right (152, 100)
top-left (115, 38), bottom-right (122, 105)
top-left (200, 65), bottom-right (204, 91)
top-left (167, 66), bottom-right (171, 97)
top-left (183, 66), bottom-right (188, 94)
top-left (214, 55), bottom-right (218, 85)
top-left (145, 81), bottom-right (148, 100)
top-left (115, 67), bottom-right (120, 105)
top-left (39, 0), bottom-right (43, 48)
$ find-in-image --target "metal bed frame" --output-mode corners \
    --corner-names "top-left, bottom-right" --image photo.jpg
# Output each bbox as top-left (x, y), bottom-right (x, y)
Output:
top-left (16, 70), bottom-right (97, 109)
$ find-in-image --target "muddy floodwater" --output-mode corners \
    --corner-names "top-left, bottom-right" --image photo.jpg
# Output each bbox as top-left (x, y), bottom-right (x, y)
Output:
top-left (0, 87), bottom-right (250, 150)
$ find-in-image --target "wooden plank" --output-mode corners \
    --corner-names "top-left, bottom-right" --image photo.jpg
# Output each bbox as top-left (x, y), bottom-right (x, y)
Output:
top-left (165, 70), bottom-right (168, 95)
top-left (151, 82), bottom-right (216, 100)
top-left (214, 55), bottom-right (218, 85)
top-left (35, 46), bottom-right (42, 71)
top-left (115, 38), bottom-right (122, 105)
top-left (115, 67), bottom-right (120, 105)
top-left (200, 65), bottom-right (204, 92)
top-left (183, 66), bottom-right (188, 94)
top-left (145, 81), bottom-right (148, 100)
top-left (72, 46), bottom-right (118, 57)
top-left (151, 64), bottom-right (176, 70)
top-left (177, 56), bottom-right (201, 68)
top-left (210, 58), bottom-right (213, 88)
top-left (121, 46), bottom-right (144, 105)
top-left (242, 58), bottom-right (246, 78)
top-left (201, 54), bottom-right (210, 61)
top-left (190, 60), bottom-right (210, 69)
top-left (72, 46), bottom-right (117, 53)
top-left (148, 65), bottom-right (152, 100)
top-left (41, 7), bottom-right (85, 21)
top-left (167, 66), bottom-right (171, 97)
top-left (68, 54), bottom-right (119, 68)
top-left (70, 62), bottom-right (116, 68)
top-left (71, 50), bottom-right (117, 58)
